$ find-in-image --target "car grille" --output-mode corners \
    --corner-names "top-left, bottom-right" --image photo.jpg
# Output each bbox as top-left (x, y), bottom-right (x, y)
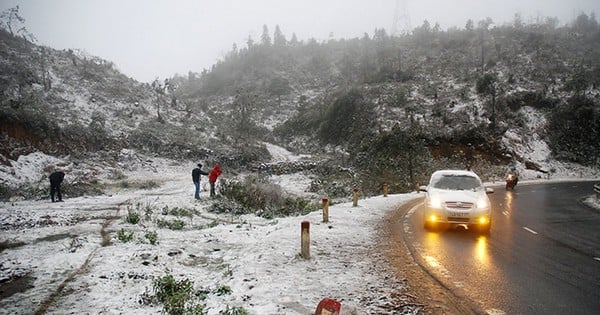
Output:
top-left (445, 201), bottom-right (473, 209)
top-left (447, 217), bottom-right (470, 223)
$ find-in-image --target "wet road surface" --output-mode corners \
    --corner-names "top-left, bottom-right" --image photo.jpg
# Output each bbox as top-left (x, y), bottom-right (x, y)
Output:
top-left (401, 181), bottom-right (600, 314)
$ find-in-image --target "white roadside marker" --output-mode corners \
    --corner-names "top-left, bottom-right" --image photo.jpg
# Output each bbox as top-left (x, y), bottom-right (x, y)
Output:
top-left (523, 227), bottom-right (538, 235)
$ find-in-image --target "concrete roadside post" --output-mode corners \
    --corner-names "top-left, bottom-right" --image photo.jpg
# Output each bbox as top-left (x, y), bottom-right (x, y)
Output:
top-left (352, 186), bottom-right (359, 207)
top-left (301, 221), bottom-right (310, 259)
top-left (383, 182), bottom-right (388, 197)
top-left (322, 197), bottom-right (329, 223)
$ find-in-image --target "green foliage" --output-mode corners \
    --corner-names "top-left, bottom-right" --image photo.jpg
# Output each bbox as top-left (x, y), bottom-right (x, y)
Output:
top-left (213, 285), bottom-right (232, 296)
top-left (145, 230), bottom-right (158, 245)
top-left (156, 219), bottom-right (186, 230)
top-left (476, 73), bottom-right (498, 95)
top-left (273, 102), bottom-right (322, 140)
top-left (211, 176), bottom-right (316, 218)
top-left (161, 206), bottom-right (195, 218)
top-left (128, 121), bottom-right (212, 160)
top-left (117, 229), bottom-right (134, 243)
top-left (354, 125), bottom-right (432, 193)
top-left (0, 103), bottom-right (119, 160)
top-left (547, 96), bottom-right (600, 166)
top-left (505, 91), bottom-right (559, 111)
top-left (318, 88), bottom-right (377, 146)
top-left (125, 207), bottom-right (141, 224)
top-left (230, 89), bottom-right (260, 142)
top-left (152, 273), bottom-right (206, 315)
top-left (219, 306), bottom-right (249, 315)
top-left (212, 144), bottom-right (271, 170)
top-left (0, 184), bottom-right (11, 201)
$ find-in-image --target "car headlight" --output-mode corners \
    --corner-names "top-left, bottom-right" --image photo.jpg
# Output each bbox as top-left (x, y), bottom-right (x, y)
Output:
top-left (427, 214), bottom-right (439, 222)
top-left (476, 198), bottom-right (490, 209)
top-left (478, 216), bottom-right (490, 224)
top-left (428, 197), bottom-right (443, 209)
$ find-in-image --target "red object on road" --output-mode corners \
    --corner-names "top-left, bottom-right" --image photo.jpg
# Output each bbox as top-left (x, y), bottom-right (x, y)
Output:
top-left (315, 298), bottom-right (341, 315)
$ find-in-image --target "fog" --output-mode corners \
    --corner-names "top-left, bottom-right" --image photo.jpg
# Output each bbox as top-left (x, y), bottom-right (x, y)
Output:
top-left (1, 0), bottom-right (597, 82)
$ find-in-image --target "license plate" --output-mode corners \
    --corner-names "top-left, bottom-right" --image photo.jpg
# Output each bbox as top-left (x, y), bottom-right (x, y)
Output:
top-left (448, 211), bottom-right (469, 217)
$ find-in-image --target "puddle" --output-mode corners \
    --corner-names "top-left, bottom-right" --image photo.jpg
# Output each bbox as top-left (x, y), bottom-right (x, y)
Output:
top-left (0, 241), bottom-right (27, 252)
top-left (0, 273), bottom-right (36, 300)
top-left (34, 233), bottom-right (74, 244)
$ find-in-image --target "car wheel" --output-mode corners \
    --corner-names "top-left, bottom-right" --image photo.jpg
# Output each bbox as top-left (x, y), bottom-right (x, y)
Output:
top-left (478, 223), bottom-right (491, 235)
top-left (424, 220), bottom-right (433, 231)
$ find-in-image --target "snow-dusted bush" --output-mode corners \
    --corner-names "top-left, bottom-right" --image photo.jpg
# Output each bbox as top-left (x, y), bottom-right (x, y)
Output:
top-left (212, 175), bottom-right (316, 218)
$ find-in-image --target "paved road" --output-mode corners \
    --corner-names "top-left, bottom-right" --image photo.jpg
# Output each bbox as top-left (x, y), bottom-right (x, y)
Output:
top-left (402, 181), bottom-right (600, 314)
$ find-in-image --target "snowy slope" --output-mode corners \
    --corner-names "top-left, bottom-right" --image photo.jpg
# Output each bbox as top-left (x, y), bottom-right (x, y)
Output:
top-left (0, 155), bottom-right (421, 315)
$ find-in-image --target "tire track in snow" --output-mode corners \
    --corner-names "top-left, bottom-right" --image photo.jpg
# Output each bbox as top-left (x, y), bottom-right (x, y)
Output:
top-left (34, 206), bottom-right (122, 314)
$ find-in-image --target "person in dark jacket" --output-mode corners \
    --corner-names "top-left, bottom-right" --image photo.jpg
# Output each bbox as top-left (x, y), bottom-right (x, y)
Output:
top-left (208, 164), bottom-right (222, 198)
top-left (49, 171), bottom-right (65, 202)
top-left (192, 164), bottom-right (209, 199)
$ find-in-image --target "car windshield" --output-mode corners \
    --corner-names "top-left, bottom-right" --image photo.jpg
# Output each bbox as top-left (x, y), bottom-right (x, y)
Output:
top-left (431, 174), bottom-right (482, 191)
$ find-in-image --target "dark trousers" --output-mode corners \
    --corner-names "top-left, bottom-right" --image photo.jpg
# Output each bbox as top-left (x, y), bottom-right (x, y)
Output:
top-left (50, 184), bottom-right (62, 202)
top-left (210, 181), bottom-right (216, 197)
top-left (194, 181), bottom-right (200, 199)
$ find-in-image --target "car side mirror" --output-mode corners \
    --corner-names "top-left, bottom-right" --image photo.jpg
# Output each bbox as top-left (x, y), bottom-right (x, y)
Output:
top-left (485, 187), bottom-right (494, 194)
top-left (419, 185), bottom-right (428, 192)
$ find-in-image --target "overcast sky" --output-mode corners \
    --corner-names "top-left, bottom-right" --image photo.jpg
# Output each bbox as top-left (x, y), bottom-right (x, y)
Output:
top-left (1, 0), bottom-right (597, 83)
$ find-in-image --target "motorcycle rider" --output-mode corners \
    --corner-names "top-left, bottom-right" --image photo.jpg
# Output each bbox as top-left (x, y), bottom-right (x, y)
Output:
top-left (505, 166), bottom-right (519, 189)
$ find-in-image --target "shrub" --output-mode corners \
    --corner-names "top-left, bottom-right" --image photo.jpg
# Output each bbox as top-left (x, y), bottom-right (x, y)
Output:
top-left (0, 184), bottom-right (14, 201)
top-left (125, 208), bottom-right (141, 224)
top-left (219, 306), bottom-right (249, 315)
top-left (212, 176), bottom-right (316, 218)
top-left (117, 229), bottom-right (134, 242)
top-left (145, 230), bottom-right (158, 245)
top-left (156, 219), bottom-right (186, 230)
top-left (213, 285), bottom-right (232, 296)
top-left (161, 206), bottom-right (195, 218)
top-left (119, 180), bottom-right (159, 190)
top-left (152, 273), bottom-right (206, 315)
top-left (547, 96), bottom-right (600, 166)
top-left (138, 180), bottom-right (159, 190)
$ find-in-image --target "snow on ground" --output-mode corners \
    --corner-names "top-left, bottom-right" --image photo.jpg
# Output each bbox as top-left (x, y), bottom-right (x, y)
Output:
top-left (1, 143), bottom-right (599, 314)
top-left (0, 151), bottom-right (421, 315)
top-left (263, 142), bottom-right (311, 163)
top-left (501, 106), bottom-right (600, 181)
top-left (0, 152), bottom-right (66, 189)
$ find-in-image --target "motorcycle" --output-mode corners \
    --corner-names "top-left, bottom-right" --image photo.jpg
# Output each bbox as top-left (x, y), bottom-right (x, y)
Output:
top-left (506, 174), bottom-right (518, 190)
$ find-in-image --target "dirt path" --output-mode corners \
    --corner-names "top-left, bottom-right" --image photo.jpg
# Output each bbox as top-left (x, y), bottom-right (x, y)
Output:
top-left (378, 198), bottom-right (485, 315)
top-left (33, 207), bottom-right (123, 314)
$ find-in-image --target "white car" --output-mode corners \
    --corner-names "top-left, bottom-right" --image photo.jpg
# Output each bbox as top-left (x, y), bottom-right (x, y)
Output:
top-left (419, 170), bottom-right (494, 234)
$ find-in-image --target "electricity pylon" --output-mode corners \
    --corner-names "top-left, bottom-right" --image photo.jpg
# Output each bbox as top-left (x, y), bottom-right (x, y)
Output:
top-left (391, 0), bottom-right (412, 36)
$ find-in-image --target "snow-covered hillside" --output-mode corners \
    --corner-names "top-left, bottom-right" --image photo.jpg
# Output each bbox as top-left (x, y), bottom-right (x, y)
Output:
top-left (0, 150), bottom-right (423, 315)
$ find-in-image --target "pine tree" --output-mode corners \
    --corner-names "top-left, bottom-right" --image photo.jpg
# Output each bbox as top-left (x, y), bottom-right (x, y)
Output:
top-left (261, 24), bottom-right (271, 46)
top-left (273, 25), bottom-right (286, 46)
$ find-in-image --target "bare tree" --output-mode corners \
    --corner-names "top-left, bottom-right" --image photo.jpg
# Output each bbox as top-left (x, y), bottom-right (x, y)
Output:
top-left (0, 5), bottom-right (36, 42)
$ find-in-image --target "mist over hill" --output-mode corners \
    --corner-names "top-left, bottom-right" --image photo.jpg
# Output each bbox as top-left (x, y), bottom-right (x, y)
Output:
top-left (1, 12), bottom-right (599, 201)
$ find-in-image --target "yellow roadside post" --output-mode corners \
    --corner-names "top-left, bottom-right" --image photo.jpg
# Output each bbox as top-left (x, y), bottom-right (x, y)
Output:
top-left (301, 221), bottom-right (310, 259)
top-left (352, 186), bottom-right (359, 207)
top-left (322, 197), bottom-right (329, 223)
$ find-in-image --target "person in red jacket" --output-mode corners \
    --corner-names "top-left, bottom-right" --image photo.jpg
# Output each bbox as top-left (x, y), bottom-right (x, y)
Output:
top-left (209, 164), bottom-right (222, 198)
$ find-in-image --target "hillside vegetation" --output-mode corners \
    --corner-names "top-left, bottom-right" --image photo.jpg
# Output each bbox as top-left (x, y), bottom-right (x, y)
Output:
top-left (1, 11), bottom-right (599, 199)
